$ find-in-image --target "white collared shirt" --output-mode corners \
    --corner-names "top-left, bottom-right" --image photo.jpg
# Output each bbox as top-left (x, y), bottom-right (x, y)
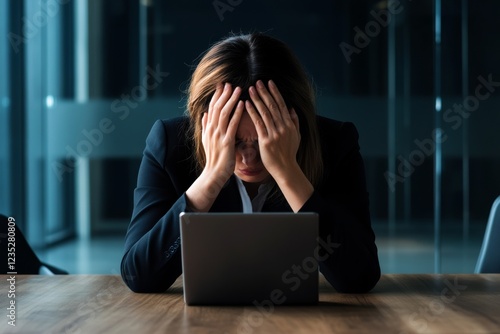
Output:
top-left (235, 176), bottom-right (274, 213)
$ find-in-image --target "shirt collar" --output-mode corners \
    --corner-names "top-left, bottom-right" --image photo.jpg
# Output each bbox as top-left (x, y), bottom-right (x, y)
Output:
top-left (234, 176), bottom-right (274, 213)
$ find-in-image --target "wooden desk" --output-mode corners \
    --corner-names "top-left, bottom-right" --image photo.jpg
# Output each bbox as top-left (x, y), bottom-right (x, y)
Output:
top-left (1, 274), bottom-right (499, 333)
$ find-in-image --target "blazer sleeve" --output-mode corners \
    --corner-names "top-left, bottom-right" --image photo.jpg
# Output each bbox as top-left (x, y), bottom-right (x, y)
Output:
top-left (120, 119), bottom-right (190, 292)
top-left (300, 121), bottom-right (381, 293)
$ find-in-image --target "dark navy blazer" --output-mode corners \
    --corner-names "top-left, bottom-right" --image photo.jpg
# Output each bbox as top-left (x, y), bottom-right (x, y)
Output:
top-left (121, 115), bottom-right (381, 293)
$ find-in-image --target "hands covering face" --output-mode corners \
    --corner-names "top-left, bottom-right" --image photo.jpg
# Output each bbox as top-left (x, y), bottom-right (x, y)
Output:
top-left (202, 80), bottom-right (300, 183)
top-left (202, 83), bottom-right (244, 180)
top-left (244, 80), bottom-right (300, 181)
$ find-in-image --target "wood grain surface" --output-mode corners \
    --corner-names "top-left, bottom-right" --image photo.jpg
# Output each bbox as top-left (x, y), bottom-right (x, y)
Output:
top-left (1, 274), bottom-right (499, 334)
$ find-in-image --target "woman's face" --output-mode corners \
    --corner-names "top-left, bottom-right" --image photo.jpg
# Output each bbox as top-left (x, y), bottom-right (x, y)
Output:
top-left (234, 111), bottom-right (271, 184)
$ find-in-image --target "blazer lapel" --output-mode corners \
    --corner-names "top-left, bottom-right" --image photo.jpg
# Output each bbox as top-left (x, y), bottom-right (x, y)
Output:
top-left (210, 175), bottom-right (243, 212)
top-left (262, 194), bottom-right (292, 212)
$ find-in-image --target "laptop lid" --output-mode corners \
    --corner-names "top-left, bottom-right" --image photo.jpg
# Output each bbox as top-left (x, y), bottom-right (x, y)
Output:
top-left (179, 212), bottom-right (319, 305)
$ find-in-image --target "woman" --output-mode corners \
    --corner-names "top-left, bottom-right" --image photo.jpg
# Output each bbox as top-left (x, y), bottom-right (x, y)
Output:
top-left (121, 32), bottom-right (380, 293)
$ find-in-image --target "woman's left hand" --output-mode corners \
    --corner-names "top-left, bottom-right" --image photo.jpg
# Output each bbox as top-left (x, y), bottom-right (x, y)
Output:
top-left (245, 80), bottom-right (301, 181)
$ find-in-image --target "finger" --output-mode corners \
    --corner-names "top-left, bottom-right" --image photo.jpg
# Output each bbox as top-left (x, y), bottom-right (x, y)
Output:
top-left (210, 83), bottom-right (233, 126)
top-left (208, 83), bottom-right (224, 123)
top-left (202, 112), bottom-right (208, 133)
top-left (268, 80), bottom-right (291, 123)
top-left (256, 80), bottom-right (284, 125)
top-left (245, 100), bottom-right (268, 138)
top-left (226, 100), bottom-right (244, 140)
top-left (249, 85), bottom-right (275, 131)
top-left (290, 108), bottom-right (300, 135)
top-left (219, 86), bottom-right (242, 132)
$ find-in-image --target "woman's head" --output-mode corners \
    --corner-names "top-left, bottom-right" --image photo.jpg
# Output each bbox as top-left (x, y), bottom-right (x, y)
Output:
top-left (187, 32), bottom-right (323, 187)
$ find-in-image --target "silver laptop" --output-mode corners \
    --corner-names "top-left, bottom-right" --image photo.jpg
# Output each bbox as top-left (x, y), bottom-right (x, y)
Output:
top-left (179, 212), bottom-right (319, 305)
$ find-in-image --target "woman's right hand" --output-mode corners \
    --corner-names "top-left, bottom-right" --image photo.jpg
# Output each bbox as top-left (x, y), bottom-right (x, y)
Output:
top-left (186, 83), bottom-right (244, 212)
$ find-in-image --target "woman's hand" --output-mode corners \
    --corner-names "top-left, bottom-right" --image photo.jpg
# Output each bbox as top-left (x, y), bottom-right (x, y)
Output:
top-left (186, 83), bottom-right (244, 212)
top-left (202, 82), bottom-right (244, 177)
top-left (245, 80), bottom-right (300, 180)
top-left (245, 80), bottom-right (314, 212)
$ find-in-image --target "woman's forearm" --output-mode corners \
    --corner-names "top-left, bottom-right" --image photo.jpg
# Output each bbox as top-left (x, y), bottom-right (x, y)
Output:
top-left (273, 162), bottom-right (314, 212)
top-left (185, 169), bottom-right (229, 212)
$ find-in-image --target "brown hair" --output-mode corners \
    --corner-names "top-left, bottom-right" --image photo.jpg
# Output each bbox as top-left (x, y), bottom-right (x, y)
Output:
top-left (186, 32), bottom-right (323, 187)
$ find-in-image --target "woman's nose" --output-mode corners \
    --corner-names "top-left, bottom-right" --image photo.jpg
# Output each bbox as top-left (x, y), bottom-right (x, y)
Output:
top-left (237, 142), bottom-right (259, 165)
